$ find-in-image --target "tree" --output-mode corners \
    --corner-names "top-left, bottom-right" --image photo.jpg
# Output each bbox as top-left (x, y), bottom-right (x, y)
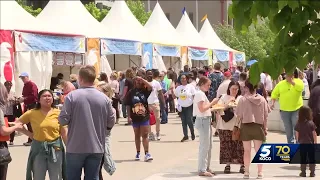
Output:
top-left (214, 23), bottom-right (267, 62)
top-left (229, 0), bottom-right (320, 84)
top-left (126, 0), bottom-right (151, 25)
top-left (16, 0), bottom-right (42, 17)
top-left (84, 2), bottom-right (109, 22)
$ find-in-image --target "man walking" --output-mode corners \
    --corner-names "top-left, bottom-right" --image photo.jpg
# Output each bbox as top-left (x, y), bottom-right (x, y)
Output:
top-left (59, 65), bottom-right (115, 180)
top-left (19, 72), bottom-right (38, 146)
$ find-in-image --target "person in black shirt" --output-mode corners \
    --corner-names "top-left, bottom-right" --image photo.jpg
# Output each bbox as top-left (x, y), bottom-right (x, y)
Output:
top-left (122, 68), bottom-right (135, 125)
top-left (126, 75), bottom-right (153, 162)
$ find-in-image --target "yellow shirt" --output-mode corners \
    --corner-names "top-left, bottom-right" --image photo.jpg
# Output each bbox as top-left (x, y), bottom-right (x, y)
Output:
top-left (271, 78), bottom-right (304, 111)
top-left (19, 109), bottom-right (63, 142)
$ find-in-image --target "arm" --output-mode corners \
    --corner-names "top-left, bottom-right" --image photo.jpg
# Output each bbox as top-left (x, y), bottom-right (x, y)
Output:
top-left (158, 90), bottom-right (165, 106)
top-left (270, 83), bottom-right (280, 109)
top-left (121, 86), bottom-right (128, 100)
top-left (60, 126), bottom-right (68, 145)
top-left (197, 98), bottom-right (219, 113)
top-left (313, 131), bottom-right (317, 143)
top-left (295, 131), bottom-right (299, 142)
top-left (14, 111), bottom-right (33, 138)
top-left (106, 100), bottom-right (116, 129)
top-left (291, 79), bottom-right (304, 92)
top-left (58, 95), bottom-right (72, 126)
top-left (126, 105), bottom-right (131, 122)
top-left (24, 83), bottom-right (38, 101)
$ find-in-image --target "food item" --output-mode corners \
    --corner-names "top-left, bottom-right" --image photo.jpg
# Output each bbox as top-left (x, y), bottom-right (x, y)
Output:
top-left (228, 101), bottom-right (237, 107)
top-left (212, 104), bottom-right (225, 109)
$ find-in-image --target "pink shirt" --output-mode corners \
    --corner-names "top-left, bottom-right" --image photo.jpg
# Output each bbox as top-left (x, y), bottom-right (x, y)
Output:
top-left (236, 94), bottom-right (270, 126)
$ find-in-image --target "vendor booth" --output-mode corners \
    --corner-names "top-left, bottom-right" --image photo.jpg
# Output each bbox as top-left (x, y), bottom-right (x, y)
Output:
top-left (143, 2), bottom-right (185, 72)
top-left (176, 11), bottom-right (210, 69)
top-left (100, 1), bottom-right (148, 74)
top-left (199, 19), bottom-right (245, 68)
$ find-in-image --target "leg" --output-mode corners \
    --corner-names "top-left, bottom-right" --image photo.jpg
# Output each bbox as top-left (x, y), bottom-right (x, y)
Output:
top-left (290, 110), bottom-right (299, 143)
top-left (253, 140), bottom-right (263, 174)
top-left (83, 153), bottom-right (103, 180)
top-left (26, 123), bottom-right (33, 143)
top-left (186, 105), bottom-right (195, 139)
top-left (280, 111), bottom-right (294, 144)
top-left (66, 153), bottom-right (86, 180)
top-left (133, 127), bottom-right (141, 153)
top-left (99, 157), bottom-right (104, 180)
top-left (0, 165), bottom-right (8, 180)
top-left (180, 107), bottom-right (188, 139)
top-left (197, 119), bottom-right (211, 174)
top-left (207, 124), bottom-right (213, 171)
top-left (242, 141), bottom-right (251, 175)
top-left (153, 104), bottom-right (161, 136)
top-left (122, 102), bottom-right (127, 118)
top-left (112, 98), bottom-right (120, 119)
top-left (141, 124), bottom-right (153, 161)
top-left (48, 150), bottom-right (63, 180)
top-left (33, 153), bottom-right (48, 180)
top-left (7, 115), bottom-right (15, 143)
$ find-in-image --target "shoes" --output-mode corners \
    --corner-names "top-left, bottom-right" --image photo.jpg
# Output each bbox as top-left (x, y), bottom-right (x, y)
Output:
top-left (156, 133), bottom-right (161, 141)
top-left (310, 172), bottom-right (315, 177)
top-left (9, 142), bottom-right (13, 145)
top-left (191, 134), bottom-right (195, 140)
top-left (149, 132), bottom-right (155, 141)
top-left (214, 131), bottom-right (219, 137)
top-left (23, 142), bottom-right (31, 146)
top-left (124, 122), bottom-right (132, 126)
top-left (299, 172), bottom-right (306, 177)
top-left (160, 121), bottom-right (167, 124)
top-left (239, 165), bottom-right (245, 174)
top-left (224, 165), bottom-right (231, 174)
top-left (144, 153), bottom-right (153, 162)
top-left (181, 136), bottom-right (188, 142)
top-left (135, 153), bottom-right (140, 161)
top-left (257, 172), bottom-right (263, 179)
top-left (243, 172), bottom-right (249, 179)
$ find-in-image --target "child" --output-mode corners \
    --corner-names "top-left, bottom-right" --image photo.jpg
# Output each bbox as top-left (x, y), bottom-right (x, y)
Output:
top-left (295, 106), bottom-right (317, 177)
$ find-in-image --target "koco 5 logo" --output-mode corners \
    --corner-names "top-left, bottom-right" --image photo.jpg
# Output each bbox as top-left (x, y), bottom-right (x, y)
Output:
top-left (259, 145), bottom-right (272, 161)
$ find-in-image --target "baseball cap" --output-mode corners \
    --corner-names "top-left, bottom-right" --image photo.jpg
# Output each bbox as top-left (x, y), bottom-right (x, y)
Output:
top-left (224, 71), bottom-right (232, 77)
top-left (19, 72), bottom-right (29, 77)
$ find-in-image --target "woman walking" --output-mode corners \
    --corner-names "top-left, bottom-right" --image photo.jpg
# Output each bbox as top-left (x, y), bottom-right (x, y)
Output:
top-left (16, 89), bottom-right (68, 180)
top-left (122, 68), bottom-right (135, 125)
top-left (125, 75), bottom-right (153, 161)
top-left (110, 72), bottom-right (120, 122)
top-left (216, 81), bottom-right (245, 174)
top-left (308, 79), bottom-right (320, 135)
top-left (3, 81), bottom-right (17, 145)
top-left (193, 77), bottom-right (219, 177)
top-left (174, 74), bottom-right (196, 142)
top-left (236, 80), bottom-right (270, 179)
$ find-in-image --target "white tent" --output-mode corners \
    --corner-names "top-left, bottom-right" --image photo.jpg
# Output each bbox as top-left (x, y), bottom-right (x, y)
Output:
top-left (199, 19), bottom-right (238, 52)
top-left (0, 1), bottom-right (42, 31)
top-left (101, 1), bottom-right (147, 42)
top-left (176, 11), bottom-right (209, 48)
top-left (36, 0), bottom-right (107, 37)
top-left (144, 2), bottom-right (185, 45)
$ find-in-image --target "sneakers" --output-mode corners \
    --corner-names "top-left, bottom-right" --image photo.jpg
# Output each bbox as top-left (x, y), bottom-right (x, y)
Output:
top-left (135, 153), bottom-right (140, 161)
top-left (23, 142), bottom-right (31, 146)
top-left (181, 136), bottom-right (188, 142)
top-left (149, 132), bottom-right (155, 141)
top-left (156, 133), bottom-right (161, 141)
top-left (144, 153), bottom-right (153, 162)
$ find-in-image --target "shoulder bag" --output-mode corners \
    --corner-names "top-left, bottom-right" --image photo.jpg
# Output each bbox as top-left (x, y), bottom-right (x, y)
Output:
top-left (232, 117), bottom-right (242, 141)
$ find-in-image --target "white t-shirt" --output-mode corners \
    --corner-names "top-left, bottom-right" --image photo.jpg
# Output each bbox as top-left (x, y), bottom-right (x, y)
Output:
top-left (216, 79), bottom-right (231, 98)
top-left (260, 73), bottom-right (266, 84)
top-left (148, 79), bottom-right (162, 104)
top-left (193, 90), bottom-right (212, 117)
top-left (175, 84), bottom-right (196, 107)
top-left (265, 75), bottom-right (273, 91)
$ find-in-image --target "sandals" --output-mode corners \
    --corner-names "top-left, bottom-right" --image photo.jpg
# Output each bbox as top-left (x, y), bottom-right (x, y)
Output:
top-left (257, 172), bottom-right (263, 179)
top-left (199, 171), bottom-right (213, 177)
top-left (207, 169), bottom-right (216, 175)
top-left (224, 165), bottom-right (231, 174)
top-left (239, 165), bottom-right (245, 174)
top-left (243, 172), bottom-right (249, 179)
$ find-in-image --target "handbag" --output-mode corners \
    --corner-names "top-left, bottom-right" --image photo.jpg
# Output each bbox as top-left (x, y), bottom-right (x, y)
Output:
top-left (221, 108), bottom-right (234, 122)
top-left (232, 117), bottom-right (242, 141)
top-left (149, 111), bottom-right (156, 126)
top-left (0, 144), bottom-right (12, 165)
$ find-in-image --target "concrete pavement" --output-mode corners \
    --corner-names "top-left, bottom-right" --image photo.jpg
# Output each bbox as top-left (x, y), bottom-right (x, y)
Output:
top-left (7, 114), bottom-right (320, 180)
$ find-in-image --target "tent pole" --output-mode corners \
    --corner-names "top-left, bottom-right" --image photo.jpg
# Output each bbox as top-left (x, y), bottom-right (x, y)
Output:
top-left (113, 54), bottom-right (116, 70)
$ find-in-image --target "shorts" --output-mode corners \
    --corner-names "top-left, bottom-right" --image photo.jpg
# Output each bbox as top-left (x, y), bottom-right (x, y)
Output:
top-left (132, 120), bottom-right (150, 128)
top-left (240, 123), bottom-right (265, 141)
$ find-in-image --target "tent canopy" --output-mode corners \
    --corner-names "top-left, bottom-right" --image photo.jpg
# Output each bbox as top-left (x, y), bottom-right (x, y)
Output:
top-left (0, 1), bottom-right (41, 31)
top-left (176, 11), bottom-right (209, 48)
top-left (36, 0), bottom-right (107, 37)
top-left (144, 2), bottom-right (185, 46)
top-left (101, 1), bottom-right (147, 42)
top-left (199, 19), bottom-right (240, 52)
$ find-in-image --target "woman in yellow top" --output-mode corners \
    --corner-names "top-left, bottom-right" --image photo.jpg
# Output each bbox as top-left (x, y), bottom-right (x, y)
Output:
top-left (16, 89), bottom-right (68, 180)
top-left (271, 70), bottom-right (304, 144)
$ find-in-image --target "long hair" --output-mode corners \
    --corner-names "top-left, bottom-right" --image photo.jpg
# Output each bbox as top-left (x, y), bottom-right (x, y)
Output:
top-left (0, 82), bottom-right (8, 112)
top-left (125, 68), bottom-right (136, 79)
top-left (97, 83), bottom-right (114, 99)
top-left (35, 89), bottom-right (55, 109)
top-left (298, 106), bottom-right (313, 123)
top-left (226, 80), bottom-right (241, 98)
top-left (60, 81), bottom-right (76, 95)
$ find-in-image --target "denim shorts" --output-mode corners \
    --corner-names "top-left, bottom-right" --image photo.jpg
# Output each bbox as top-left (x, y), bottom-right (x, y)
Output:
top-left (132, 120), bottom-right (150, 128)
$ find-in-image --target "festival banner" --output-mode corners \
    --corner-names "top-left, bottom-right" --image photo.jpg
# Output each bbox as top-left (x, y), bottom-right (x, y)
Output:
top-left (14, 31), bottom-right (85, 53)
top-left (234, 51), bottom-right (245, 62)
top-left (208, 49), bottom-right (213, 65)
top-left (142, 43), bottom-right (153, 69)
top-left (153, 44), bottom-right (180, 57)
top-left (0, 30), bottom-right (15, 87)
top-left (87, 38), bottom-right (101, 76)
top-left (100, 39), bottom-right (141, 55)
top-left (180, 46), bottom-right (188, 67)
top-left (213, 50), bottom-right (229, 62)
top-left (188, 47), bottom-right (208, 61)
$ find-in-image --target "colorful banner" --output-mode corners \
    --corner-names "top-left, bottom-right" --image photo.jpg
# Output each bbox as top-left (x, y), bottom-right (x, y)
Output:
top-left (188, 47), bottom-right (208, 61)
top-left (234, 52), bottom-right (245, 62)
top-left (208, 49), bottom-right (213, 65)
top-left (180, 46), bottom-right (188, 67)
top-left (87, 38), bottom-right (101, 76)
top-left (0, 30), bottom-right (14, 86)
top-left (100, 39), bottom-right (141, 55)
top-left (142, 43), bottom-right (153, 70)
top-left (154, 44), bottom-right (180, 57)
top-left (14, 31), bottom-right (85, 53)
top-left (214, 50), bottom-right (229, 62)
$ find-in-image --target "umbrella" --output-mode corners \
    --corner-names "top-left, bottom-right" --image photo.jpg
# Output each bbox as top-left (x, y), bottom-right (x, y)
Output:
top-left (247, 59), bottom-right (258, 66)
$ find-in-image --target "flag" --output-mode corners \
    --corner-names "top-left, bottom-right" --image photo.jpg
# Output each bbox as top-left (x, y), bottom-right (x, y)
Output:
top-left (201, 14), bottom-right (207, 22)
top-left (182, 7), bottom-right (186, 14)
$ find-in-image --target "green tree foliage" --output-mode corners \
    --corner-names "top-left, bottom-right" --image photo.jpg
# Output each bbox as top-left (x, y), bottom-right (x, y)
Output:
top-left (16, 0), bottom-right (42, 17)
top-left (214, 23), bottom-right (268, 62)
top-left (84, 2), bottom-right (109, 22)
top-left (229, 0), bottom-right (320, 84)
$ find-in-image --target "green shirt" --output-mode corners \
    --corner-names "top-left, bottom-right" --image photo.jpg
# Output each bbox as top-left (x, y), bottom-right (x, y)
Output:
top-left (271, 78), bottom-right (304, 111)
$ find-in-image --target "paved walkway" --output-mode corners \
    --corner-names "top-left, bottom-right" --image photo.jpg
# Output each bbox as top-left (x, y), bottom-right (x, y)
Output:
top-left (7, 114), bottom-right (319, 179)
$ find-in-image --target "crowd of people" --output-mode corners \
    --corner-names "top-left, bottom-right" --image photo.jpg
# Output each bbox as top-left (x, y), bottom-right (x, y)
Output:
top-left (0, 63), bottom-right (320, 179)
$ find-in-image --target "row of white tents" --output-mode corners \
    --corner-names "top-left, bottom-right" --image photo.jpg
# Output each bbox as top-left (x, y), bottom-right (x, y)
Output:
top-left (0, 0), bottom-right (245, 94)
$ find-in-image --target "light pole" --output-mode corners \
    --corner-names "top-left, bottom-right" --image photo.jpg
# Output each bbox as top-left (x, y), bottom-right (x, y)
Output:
top-left (148, 0), bottom-right (151, 12)
top-left (196, 0), bottom-right (199, 31)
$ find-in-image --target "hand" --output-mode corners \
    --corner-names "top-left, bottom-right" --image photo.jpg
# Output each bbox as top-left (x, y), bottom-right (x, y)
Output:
top-left (270, 104), bottom-right (275, 110)
top-left (264, 128), bottom-right (268, 136)
top-left (211, 98), bottom-right (219, 105)
top-left (14, 123), bottom-right (24, 130)
top-left (127, 117), bottom-right (132, 123)
top-left (18, 97), bottom-right (24, 103)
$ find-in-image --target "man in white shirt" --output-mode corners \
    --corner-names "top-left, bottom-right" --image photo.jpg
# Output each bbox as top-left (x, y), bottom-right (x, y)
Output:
top-left (216, 71), bottom-right (232, 98)
top-left (260, 72), bottom-right (273, 95)
top-left (146, 69), bottom-right (165, 141)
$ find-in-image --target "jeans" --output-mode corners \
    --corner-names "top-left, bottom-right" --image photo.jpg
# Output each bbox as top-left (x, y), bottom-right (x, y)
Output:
top-left (195, 116), bottom-right (212, 173)
top-left (280, 110), bottom-right (299, 144)
top-left (160, 103), bottom-right (168, 123)
top-left (121, 102), bottom-right (127, 118)
top-left (112, 97), bottom-right (120, 119)
top-left (66, 153), bottom-right (103, 180)
top-left (33, 150), bottom-right (63, 180)
top-left (181, 105), bottom-right (194, 137)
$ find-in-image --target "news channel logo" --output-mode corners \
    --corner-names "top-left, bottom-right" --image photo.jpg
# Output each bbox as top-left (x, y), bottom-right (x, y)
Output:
top-left (252, 144), bottom-right (299, 164)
